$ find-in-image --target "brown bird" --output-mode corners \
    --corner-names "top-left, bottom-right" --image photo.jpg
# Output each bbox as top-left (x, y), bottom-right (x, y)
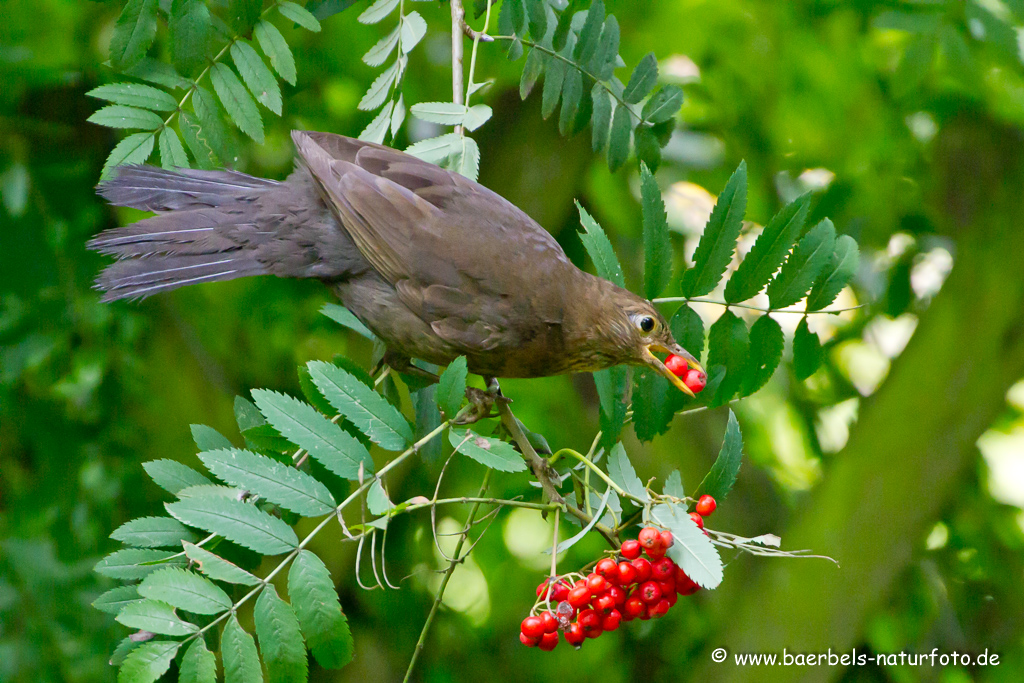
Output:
top-left (89, 131), bottom-right (703, 394)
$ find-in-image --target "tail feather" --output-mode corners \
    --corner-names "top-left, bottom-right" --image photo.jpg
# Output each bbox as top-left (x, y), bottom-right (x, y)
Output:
top-left (98, 165), bottom-right (279, 211)
top-left (87, 209), bottom-right (259, 258)
top-left (96, 253), bottom-right (267, 301)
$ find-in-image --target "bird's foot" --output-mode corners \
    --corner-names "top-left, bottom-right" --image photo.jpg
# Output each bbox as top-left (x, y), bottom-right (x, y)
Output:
top-left (453, 387), bottom-right (496, 424)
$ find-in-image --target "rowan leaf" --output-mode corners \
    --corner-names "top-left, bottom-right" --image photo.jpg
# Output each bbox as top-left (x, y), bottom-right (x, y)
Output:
top-left (110, 516), bottom-right (197, 548)
top-left (182, 541), bottom-right (261, 586)
top-left (307, 360), bottom-right (413, 450)
top-left (695, 409), bottom-right (743, 501)
top-left (116, 641), bottom-right (179, 683)
top-left (158, 128), bottom-right (189, 169)
top-left (254, 584), bottom-right (308, 683)
top-left (357, 59), bottom-right (399, 111)
top-left (169, 0), bottom-right (212, 75)
top-left (254, 20), bottom-right (297, 85)
top-left (231, 40), bottom-right (282, 115)
top-left (210, 63), bottom-right (264, 143)
top-left (321, 303), bottom-right (376, 340)
top-left (357, 0), bottom-right (398, 24)
top-left (101, 132), bottom-right (156, 179)
top-left (653, 503), bottom-right (723, 589)
top-left (109, 0), bottom-right (159, 71)
top-left (767, 218), bottom-right (837, 309)
top-left (142, 459), bottom-right (211, 495)
top-left (606, 102), bottom-right (631, 172)
top-left (670, 304), bottom-right (705, 363)
top-left (591, 84), bottom-right (612, 152)
top-left (92, 586), bottom-right (141, 615)
top-left (739, 315), bottom-right (784, 397)
top-left (681, 162), bottom-right (748, 297)
top-left (288, 550), bottom-right (354, 669)
top-left (116, 599), bottom-right (198, 636)
top-left (279, 1), bottom-right (322, 31)
top-left (725, 194), bottom-right (809, 303)
top-left (640, 163), bottom-right (672, 299)
top-left (607, 443), bottom-right (649, 502)
top-left (94, 549), bottom-right (184, 581)
top-left (573, 1), bottom-right (604, 64)
top-left (641, 85), bottom-right (682, 123)
top-left (449, 428), bottom-right (527, 473)
top-left (222, 614), bottom-right (264, 683)
top-left (137, 567), bottom-right (232, 615)
top-left (165, 497), bottom-right (298, 555)
top-left (179, 639), bottom-right (217, 683)
top-left (520, 48), bottom-right (544, 99)
top-left (706, 311), bottom-right (749, 406)
top-left (363, 27), bottom-right (399, 67)
top-left (399, 11), bottom-right (427, 53)
top-left (576, 201), bottom-right (625, 287)
top-left (87, 83), bottom-right (177, 111)
top-left (190, 424), bottom-right (232, 452)
top-left (436, 356), bottom-right (468, 419)
top-left (807, 234), bottom-right (859, 310)
top-left (793, 317), bottom-right (823, 380)
top-left (623, 52), bottom-right (658, 104)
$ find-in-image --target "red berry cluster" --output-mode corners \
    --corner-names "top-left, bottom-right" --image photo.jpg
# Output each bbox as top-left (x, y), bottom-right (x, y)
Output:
top-left (520, 516), bottom-right (716, 650)
top-left (664, 354), bottom-right (707, 394)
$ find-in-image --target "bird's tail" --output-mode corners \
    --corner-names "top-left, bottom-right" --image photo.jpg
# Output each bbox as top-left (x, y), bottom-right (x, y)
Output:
top-left (88, 165), bottom-right (282, 301)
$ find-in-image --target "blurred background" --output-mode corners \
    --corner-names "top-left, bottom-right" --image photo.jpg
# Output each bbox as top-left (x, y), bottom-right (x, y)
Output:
top-left (3, 1), bottom-right (1024, 681)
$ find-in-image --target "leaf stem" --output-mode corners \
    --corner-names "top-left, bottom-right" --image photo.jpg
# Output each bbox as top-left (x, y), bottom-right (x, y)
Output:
top-left (651, 296), bottom-right (867, 315)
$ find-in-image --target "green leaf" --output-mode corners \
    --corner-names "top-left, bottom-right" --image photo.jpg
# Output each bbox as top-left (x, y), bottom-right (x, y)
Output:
top-left (321, 303), bottom-right (376, 340)
top-left (101, 132), bottom-right (156, 179)
top-left (235, 395), bottom-right (266, 431)
top-left (169, 0), bottom-right (212, 75)
top-left (607, 102), bottom-right (632, 172)
top-left (367, 480), bottom-right (394, 515)
top-left (594, 365), bottom-right (629, 448)
top-left (411, 102), bottom-right (472, 126)
top-left (591, 84), bottom-right (612, 152)
top-left (590, 14), bottom-right (620, 80)
top-left (87, 83), bottom-right (178, 111)
top-left (254, 21), bottom-right (297, 86)
top-left (575, 201), bottom-right (625, 287)
top-left (179, 639), bottom-right (217, 683)
top-left (357, 60), bottom-right (399, 111)
top-left (525, 0), bottom-right (547, 39)
top-left (558, 68), bottom-right (583, 136)
top-left (575, 3), bottom-right (606, 65)
top-left (413, 386), bottom-right (443, 465)
top-left (279, 1), bottom-right (322, 31)
top-left (767, 218), bottom-right (837, 309)
top-left (288, 550), bottom-right (354, 669)
top-left (138, 567), bottom-right (232, 615)
top-left (250, 388), bottom-right (373, 480)
top-left (706, 311), bottom-right (749, 406)
top-left (110, 516), bottom-right (198, 548)
top-left (436, 356), bottom-right (468, 419)
top-left (109, 0), bottom-right (159, 71)
top-left (307, 360), bottom-right (413, 450)
top-left (231, 0), bottom-right (264, 33)
top-left (166, 497), bottom-right (298, 555)
top-left (116, 641), bottom-right (179, 683)
top-left (111, 637), bottom-right (142, 668)
top-left (93, 586), bottom-right (141, 615)
top-left (179, 112), bottom-right (217, 170)
top-left (793, 316), bottom-right (823, 380)
top-left (606, 442), bottom-right (650, 502)
top-left (158, 128), bottom-right (189, 169)
top-left (556, 486), bottom-right (613, 552)
top-left (443, 135), bottom-right (480, 181)
top-left (116, 599), bottom-right (198, 636)
top-left (670, 304), bottom-right (705, 363)
top-left (725, 194), bottom-right (809, 303)
top-left (623, 52), bottom-right (658, 104)
top-left (182, 541), bottom-right (261, 586)
top-left (405, 132), bottom-right (461, 163)
top-left (632, 370), bottom-right (673, 443)
top-left (540, 53), bottom-right (565, 119)
top-left (463, 104), bottom-right (492, 132)
top-left (177, 484), bottom-right (245, 499)
top-left (255, 584), bottom-right (308, 683)
top-left (400, 11), bottom-right (427, 53)
top-left (640, 163), bottom-right (672, 299)
top-left (739, 315), bottom-right (784, 397)
top-left (520, 48), bottom-right (544, 99)
top-left (696, 409), bottom-right (743, 502)
top-left (223, 614), bottom-right (264, 683)
top-left (190, 424), bottom-right (232, 451)
top-left (449, 428), bottom-right (527, 472)
top-left (94, 549), bottom-right (184, 581)
top-left (198, 447), bottom-right (337, 517)
top-left (664, 470), bottom-right (685, 499)
top-left (143, 459), bottom-right (212, 495)
top-left (807, 234), bottom-right (859, 311)
top-left (635, 125), bottom-right (662, 173)
top-left (231, 40), bottom-right (282, 115)
top-left (653, 503), bottom-right (723, 589)
top-left (191, 86), bottom-right (235, 162)
top-left (363, 26), bottom-right (399, 67)
top-left (680, 161), bottom-right (748, 297)
top-left (210, 63), bottom-right (264, 143)
top-left (88, 104), bottom-right (164, 130)
top-left (125, 58), bottom-right (192, 90)
top-left (641, 85), bottom-right (683, 124)
top-left (357, 0), bottom-right (398, 24)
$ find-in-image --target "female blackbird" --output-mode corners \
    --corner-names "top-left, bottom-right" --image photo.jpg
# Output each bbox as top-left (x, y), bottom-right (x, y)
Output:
top-left (90, 131), bottom-right (703, 394)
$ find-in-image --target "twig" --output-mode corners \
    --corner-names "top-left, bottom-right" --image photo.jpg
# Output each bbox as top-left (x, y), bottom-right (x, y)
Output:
top-left (652, 296), bottom-right (867, 315)
top-left (550, 508), bottom-right (560, 579)
top-left (450, 0), bottom-right (466, 135)
top-left (492, 380), bottom-right (565, 504)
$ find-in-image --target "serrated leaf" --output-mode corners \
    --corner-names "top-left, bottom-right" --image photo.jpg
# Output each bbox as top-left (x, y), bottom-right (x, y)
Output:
top-left (367, 480), bottom-right (394, 515)
top-left (198, 447), bottom-right (337, 517)
top-left (125, 58), bottom-right (192, 90)
top-left (357, 0), bottom-right (398, 24)
top-left (210, 63), bottom-right (264, 143)
top-left (177, 484), bottom-right (245, 499)
top-left (191, 424), bottom-right (233, 452)
top-left (357, 60), bottom-right (399, 111)
top-left (641, 85), bottom-right (682, 124)
top-left (390, 94), bottom-right (405, 136)
top-left (166, 497), bottom-right (298, 555)
top-left (590, 14), bottom-right (619, 80)
top-left (410, 101), bottom-right (471, 126)
top-left (594, 365), bottom-right (628, 448)
top-left (179, 112), bottom-right (217, 170)
top-left (250, 388), bottom-right (373, 480)
top-left (279, 1), bottom-right (322, 31)
top-left (235, 395), bottom-right (266, 431)
top-left (93, 586), bottom-right (141, 615)
top-left (231, 0), bottom-right (264, 33)
top-left (623, 52), bottom-right (658, 104)
top-left (231, 40), bottom-right (282, 115)
top-left (739, 315), bottom-right (784, 397)
top-left (321, 303), bottom-right (376, 340)
top-left (725, 194), bottom-right (809, 303)
top-left (681, 161), bottom-right (748, 297)
top-left (706, 311), bottom-right (748, 406)
top-left (631, 370), bottom-right (673, 443)
top-left (695, 409), bottom-right (742, 502)
top-left (591, 84), bottom-right (612, 152)
top-left (525, 0), bottom-right (547, 38)
top-left (413, 386), bottom-right (443, 465)
top-left (436, 356), bottom-right (468, 419)
top-left (191, 85), bottom-right (234, 163)
top-left (573, 2), bottom-right (604, 64)
top-left (116, 641), bottom-right (179, 683)
top-left (443, 135), bottom-right (480, 181)
top-left (116, 599), bottom-right (198, 636)
top-left (138, 567), bottom-right (232, 615)
top-left (307, 360), bottom-right (413, 450)
top-left (555, 485), bottom-right (612, 553)
top-left (101, 132), bottom-right (156, 179)
top-left (767, 218), bottom-right (836, 309)
top-left (223, 614), bottom-right (264, 683)
top-left (179, 639), bottom-right (217, 683)
top-left (575, 201), bottom-right (625, 287)
top-left (450, 428), bottom-right (527, 472)
top-left (95, 549), bottom-right (184, 581)
top-left (653, 503), bottom-right (723, 589)
top-left (143, 459), bottom-right (212, 495)
top-left (109, 0), bottom-right (159, 71)
top-left (520, 48), bottom-right (544, 99)
top-left (793, 316), bottom-right (823, 380)
top-left (463, 104), bottom-right (492, 132)
top-left (158, 128), bottom-right (189, 169)
top-left (558, 68), bottom-right (582, 136)
top-left (807, 234), bottom-right (859, 311)
top-left (111, 638), bottom-right (140, 669)
top-left (634, 125), bottom-right (661, 171)
top-left (405, 132), bottom-right (461, 163)
top-left (670, 304), bottom-right (705, 363)
top-left (606, 442), bottom-right (649, 503)
top-left (89, 104), bottom-right (164, 130)
top-left (87, 83), bottom-right (178, 111)
top-left (363, 26), bottom-right (399, 67)
top-left (182, 541), bottom-right (261, 586)
top-left (664, 470), bottom-right (685, 499)
top-left (400, 11), bottom-right (427, 53)
top-left (111, 516), bottom-right (198, 548)
top-left (540, 54), bottom-right (565, 119)
top-left (640, 163), bottom-right (672, 299)
top-left (288, 550), bottom-right (354, 669)
top-left (170, 0), bottom-right (212, 75)
top-left (255, 584), bottom-right (308, 683)
top-left (606, 102), bottom-right (631, 172)
top-left (254, 20), bottom-right (297, 85)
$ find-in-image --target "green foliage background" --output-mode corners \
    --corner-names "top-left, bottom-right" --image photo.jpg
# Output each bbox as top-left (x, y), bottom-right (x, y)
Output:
top-left (3, 1), bottom-right (1024, 681)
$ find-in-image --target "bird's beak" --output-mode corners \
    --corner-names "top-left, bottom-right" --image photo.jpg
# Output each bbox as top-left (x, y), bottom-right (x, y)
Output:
top-left (642, 342), bottom-right (704, 397)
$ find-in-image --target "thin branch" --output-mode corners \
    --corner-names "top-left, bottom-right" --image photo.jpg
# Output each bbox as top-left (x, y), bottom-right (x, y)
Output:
top-left (652, 296), bottom-right (868, 315)
top-left (450, 0), bottom-right (466, 135)
top-left (490, 378), bottom-right (565, 504)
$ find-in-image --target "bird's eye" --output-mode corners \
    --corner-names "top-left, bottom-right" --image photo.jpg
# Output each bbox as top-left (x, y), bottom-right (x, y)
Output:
top-left (638, 316), bottom-right (656, 334)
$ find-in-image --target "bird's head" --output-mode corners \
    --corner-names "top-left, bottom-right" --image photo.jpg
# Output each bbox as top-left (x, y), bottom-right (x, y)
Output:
top-left (600, 288), bottom-right (705, 397)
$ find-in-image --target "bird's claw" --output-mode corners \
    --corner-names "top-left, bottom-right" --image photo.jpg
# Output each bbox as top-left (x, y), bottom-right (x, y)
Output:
top-left (453, 387), bottom-right (496, 424)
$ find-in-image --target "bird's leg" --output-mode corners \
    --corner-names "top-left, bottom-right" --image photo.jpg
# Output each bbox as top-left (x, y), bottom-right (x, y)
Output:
top-left (380, 350), bottom-right (440, 383)
top-left (454, 387), bottom-right (496, 425)
top-left (486, 377), bottom-right (565, 505)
